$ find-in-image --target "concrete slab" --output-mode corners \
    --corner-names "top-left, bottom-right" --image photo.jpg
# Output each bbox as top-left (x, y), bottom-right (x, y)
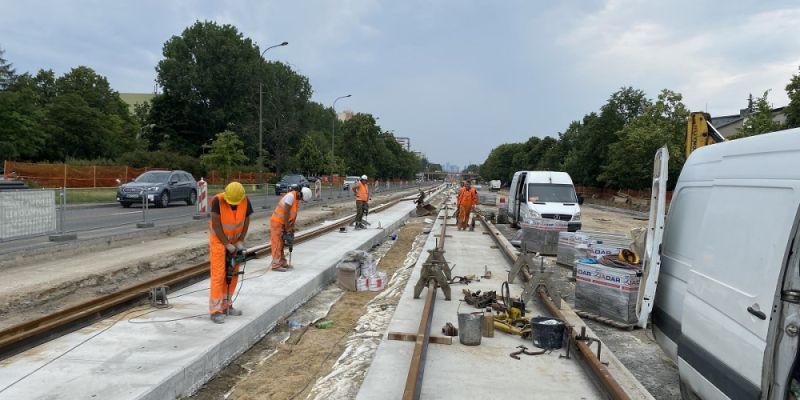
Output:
top-left (357, 203), bottom-right (652, 399)
top-left (0, 198), bottom-right (423, 400)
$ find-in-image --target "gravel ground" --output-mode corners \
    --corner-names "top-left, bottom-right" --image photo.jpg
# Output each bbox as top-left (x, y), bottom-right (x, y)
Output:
top-left (491, 202), bottom-right (681, 400)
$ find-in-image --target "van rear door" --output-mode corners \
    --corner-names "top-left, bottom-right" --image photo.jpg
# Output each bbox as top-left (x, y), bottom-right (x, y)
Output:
top-left (637, 146), bottom-right (668, 328)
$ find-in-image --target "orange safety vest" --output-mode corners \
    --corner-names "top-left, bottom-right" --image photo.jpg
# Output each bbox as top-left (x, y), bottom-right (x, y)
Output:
top-left (355, 181), bottom-right (369, 201)
top-left (209, 193), bottom-right (249, 245)
top-left (271, 191), bottom-right (299, 228)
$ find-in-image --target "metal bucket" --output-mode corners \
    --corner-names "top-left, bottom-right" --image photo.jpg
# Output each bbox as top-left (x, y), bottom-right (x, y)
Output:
top-left (457, 312), bottom-right (483, 346)
top-left (530, 316), bottom-right (565, 349)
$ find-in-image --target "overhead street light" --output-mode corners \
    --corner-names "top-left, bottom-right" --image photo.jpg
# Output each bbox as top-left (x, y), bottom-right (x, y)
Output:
top-left (258, 41), bottom-right (288, 187)
top-left (331, 94), bottom-right (352, 174)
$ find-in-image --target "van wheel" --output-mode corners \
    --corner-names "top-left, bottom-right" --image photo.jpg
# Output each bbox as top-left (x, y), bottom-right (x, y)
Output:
top-left (680, 381), bottom-right (700, 400)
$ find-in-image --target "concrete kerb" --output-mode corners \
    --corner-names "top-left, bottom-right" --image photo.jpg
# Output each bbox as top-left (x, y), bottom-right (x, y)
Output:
top-left (0, 198), bottom-right (421, 400)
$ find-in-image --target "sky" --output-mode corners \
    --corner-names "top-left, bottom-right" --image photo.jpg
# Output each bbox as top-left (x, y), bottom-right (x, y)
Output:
top-left (2, 0), bottom-right (799, 168)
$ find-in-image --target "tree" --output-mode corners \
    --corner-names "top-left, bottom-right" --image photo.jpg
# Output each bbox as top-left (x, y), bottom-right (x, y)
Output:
top-left (785, 66), bottom-right (800, 129)
top-left (601, 89), bottom-right (689, 189)
top-left (201, 130), bottom-right (248, 182)
top-left (0, 47), bottom-right (16, 91)
top-left (0, 89), bottom-right (44, 159)
top-left (734, 90), bottom-right (782, 138)
top-left (150, 21), bottom-right (264, 155)
top-left (561, 87), bottom-right (651, 186)
top-left (294, 136), bottom-right (325, 176)
top-left (480, 143), bottom-right (526, 181)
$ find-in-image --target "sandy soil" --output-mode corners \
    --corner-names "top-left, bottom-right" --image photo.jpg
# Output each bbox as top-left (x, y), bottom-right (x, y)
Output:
top-left (188, 218), bottom-right (430, 400)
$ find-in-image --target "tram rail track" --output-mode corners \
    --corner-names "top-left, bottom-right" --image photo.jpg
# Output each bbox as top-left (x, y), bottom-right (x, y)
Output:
top-left (0, 185), bottom-right (440, 361)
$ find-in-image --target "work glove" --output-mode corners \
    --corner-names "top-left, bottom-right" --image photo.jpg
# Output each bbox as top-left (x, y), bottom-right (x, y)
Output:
top-left (235, 242), bottom-right (246, 251)
top-left (225, 243), bottom-right (236, 254)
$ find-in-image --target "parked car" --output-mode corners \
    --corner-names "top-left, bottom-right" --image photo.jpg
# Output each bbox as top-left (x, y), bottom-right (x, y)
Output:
top-left (274, 174), bottom-right (309, 195)
top-left (306, 176), bottom-right (320, 183)
top-left (342, 176), bottom-right (360, 191)
top-left (116, 170), bottom-right (197, 208)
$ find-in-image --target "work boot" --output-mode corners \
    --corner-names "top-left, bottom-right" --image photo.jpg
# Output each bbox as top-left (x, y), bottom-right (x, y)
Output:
top-left (272, 263), bottom-right (288, 272)
top-left (210, 312), bottom-right (226, 324)
top-left (226, 307), bottom-right (243, 316)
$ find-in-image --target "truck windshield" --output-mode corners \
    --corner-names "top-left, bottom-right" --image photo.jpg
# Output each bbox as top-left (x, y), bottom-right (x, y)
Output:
top-left (527, 183), bottom-right (577, 203)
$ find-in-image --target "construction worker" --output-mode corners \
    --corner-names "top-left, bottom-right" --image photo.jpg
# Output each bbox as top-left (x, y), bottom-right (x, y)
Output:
top-left (271, 185), bottom-right (313, 271)
top-left (353, 174), bottom-right (369, 229)
top-left (457, 181), bottom-right (477, 230)
top-left (208, 182), bottom-right (252, 324)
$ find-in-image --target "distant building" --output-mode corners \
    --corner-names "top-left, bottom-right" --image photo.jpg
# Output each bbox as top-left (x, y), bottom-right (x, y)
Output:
top-left (337, 110), bottom-right (354, 122)
top-left (395, 136), bottom-right (411, 151)
top-left (710, 104), bottom-right (787, 139)
top-left (119, 93), bottom-right (156, 113)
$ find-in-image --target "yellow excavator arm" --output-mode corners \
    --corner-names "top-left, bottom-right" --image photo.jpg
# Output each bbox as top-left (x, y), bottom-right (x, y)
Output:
top-left (686, 112), bottom-right (726, 158)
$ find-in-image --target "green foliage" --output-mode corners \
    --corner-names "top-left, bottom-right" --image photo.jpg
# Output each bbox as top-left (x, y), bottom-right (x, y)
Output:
top-left (118, 150), bottom-right (203, 176)
top-left (0, 47), bottom-right (16, 90)
top-left (786, 67), bottom-right (800, 129)
top-left (294, 136), bottom-right (325, 175)
top-left (201, 130), bottom-right (248, 182)
top-left (480, 143), bottom-right (527, 182)
top-left (734, 90), bottom-right (782, 138)
top-left (0, 89), bottom-right (45, 159)
top-left (462, 164), bottom-right (480, 174)
top-left (601, 89), bottom-right (689, 189)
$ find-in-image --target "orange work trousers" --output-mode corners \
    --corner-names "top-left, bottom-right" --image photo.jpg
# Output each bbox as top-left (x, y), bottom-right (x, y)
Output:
top-left (209, 242), bottom-right (240, 315)
top-left (457, 204), bottom-right (472, 229)
top-left (270, 220), bottom-right (287, 268)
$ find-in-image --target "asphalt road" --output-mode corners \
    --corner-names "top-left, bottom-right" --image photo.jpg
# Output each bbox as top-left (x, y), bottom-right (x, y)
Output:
top-left (0, 184), bottom-right (422, 256)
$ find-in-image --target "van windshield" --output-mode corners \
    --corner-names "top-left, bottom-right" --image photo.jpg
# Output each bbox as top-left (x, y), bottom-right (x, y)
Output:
top-left (527, 183), bottom-right (577, 203)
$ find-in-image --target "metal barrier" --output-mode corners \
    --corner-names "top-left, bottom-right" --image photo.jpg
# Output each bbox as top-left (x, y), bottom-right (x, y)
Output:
top-left (0, 190), bottom-right (57, 241)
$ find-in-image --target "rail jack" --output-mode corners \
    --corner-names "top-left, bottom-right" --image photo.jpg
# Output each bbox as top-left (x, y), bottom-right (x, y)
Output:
top-left (508, 244), bottom-right (562, 309)
top-left (413, 246), bottom-right (453, 300)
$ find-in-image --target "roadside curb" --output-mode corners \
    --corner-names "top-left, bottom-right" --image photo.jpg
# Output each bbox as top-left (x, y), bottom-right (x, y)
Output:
top-left (66, 202), bottom-right (120, 210)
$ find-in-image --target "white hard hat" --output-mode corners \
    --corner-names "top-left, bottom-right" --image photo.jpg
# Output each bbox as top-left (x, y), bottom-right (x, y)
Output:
top-left (301, 187), bottom-right (312, 200)
top-left (361, 175), bottom-right (368, 180)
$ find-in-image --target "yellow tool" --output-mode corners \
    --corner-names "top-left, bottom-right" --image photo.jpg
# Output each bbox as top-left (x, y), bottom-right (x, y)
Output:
top-left (492, 307), bottom-right (531, 338)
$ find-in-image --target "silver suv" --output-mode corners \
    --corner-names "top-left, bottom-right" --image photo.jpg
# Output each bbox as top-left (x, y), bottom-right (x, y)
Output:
top-left (117, 170), bottom-right (198, 208)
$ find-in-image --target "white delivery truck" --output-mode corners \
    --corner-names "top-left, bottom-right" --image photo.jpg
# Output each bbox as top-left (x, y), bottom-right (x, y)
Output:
top-left (507, 171), bottom-right (582, 232)
top-left (489, 180), bottom-right (501, 191)
top-left (647, 129), bottom-right (800, 399)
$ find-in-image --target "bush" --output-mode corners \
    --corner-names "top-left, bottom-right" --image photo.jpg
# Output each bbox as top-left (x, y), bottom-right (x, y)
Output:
top-left (118, 150), bottom-right (203, 176)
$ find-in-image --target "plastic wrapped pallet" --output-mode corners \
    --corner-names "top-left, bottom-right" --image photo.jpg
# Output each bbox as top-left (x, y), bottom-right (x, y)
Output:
top-left (574, 260), bottom-right (641, 324)
top-left (519, 218), bottom-right (568, 255)
top-left (336, 250), bottom-right (376, 291)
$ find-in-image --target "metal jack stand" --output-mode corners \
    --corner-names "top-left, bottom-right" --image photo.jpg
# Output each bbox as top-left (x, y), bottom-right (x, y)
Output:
top-left (508, 244), bottom-right (562, 309)
top-left (413, 246), bottom-right (453, 300)
top-left (49, 187), bottom-right (77, 242)
top-left (137, 188), bottom-right (154, 228)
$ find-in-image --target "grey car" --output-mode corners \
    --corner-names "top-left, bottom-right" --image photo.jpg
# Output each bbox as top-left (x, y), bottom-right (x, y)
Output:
top-left (117, 170), bottom-right (198, 208)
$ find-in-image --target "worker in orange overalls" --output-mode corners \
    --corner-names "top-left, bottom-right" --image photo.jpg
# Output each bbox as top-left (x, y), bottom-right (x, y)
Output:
top-left (271, 185), bottom-right (312, 271)
top-left (457, 181), bottom-right (477, 230)
top-left (208, 182), bottom-right (252, 324)
top-left (352, 175), bottom-right (369, 229)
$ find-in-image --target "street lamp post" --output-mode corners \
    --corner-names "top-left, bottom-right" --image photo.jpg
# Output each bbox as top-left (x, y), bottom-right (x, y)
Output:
top-left (258, 41), bottom-right (288, 187)
top-left (330, 94), bottom-right (352, 174)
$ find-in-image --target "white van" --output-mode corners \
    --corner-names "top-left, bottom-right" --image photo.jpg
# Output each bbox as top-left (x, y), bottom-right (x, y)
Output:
top-left (651, 129), bottom-right (800, 399)
top-left (507, 171), bottom-right (582, 231)
top-left (490, 180), bottom-right (502, 191)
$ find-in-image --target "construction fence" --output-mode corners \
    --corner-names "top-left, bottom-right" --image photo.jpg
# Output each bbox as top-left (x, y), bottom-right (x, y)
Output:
top-left (3, 161), bottom-right (417, 188)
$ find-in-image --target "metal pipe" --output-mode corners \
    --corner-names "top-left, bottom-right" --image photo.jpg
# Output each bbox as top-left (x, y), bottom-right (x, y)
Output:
top-left (475, 213), bottom-right (631, 400)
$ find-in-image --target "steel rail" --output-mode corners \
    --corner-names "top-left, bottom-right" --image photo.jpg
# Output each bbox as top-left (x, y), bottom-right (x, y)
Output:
top-left (0, 185), bottom-right (440, 360)
top-left (402, 203), bottom-right (450, 400)
top-left (475, 212), bottom-right (632, 400)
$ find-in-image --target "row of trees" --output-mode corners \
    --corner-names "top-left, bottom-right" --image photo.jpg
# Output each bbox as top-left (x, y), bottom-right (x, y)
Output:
top-left (0, 21), bottom-right (425, 180)
top-left (479, 67), bottom-right (800, 189)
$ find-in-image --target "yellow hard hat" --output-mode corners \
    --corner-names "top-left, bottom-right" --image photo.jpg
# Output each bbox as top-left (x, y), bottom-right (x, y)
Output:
top-left (223, 182), bottom-right (246, 205)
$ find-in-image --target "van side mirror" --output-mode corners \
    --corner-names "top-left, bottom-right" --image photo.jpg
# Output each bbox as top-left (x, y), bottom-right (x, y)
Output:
top-left (577, 194), bottom-right (584, 205)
